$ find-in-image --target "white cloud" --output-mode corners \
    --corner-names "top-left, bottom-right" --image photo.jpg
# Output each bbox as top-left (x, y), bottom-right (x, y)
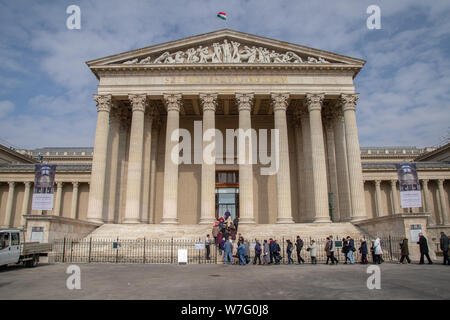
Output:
top-left (0, 100), bottom-right (15, 118)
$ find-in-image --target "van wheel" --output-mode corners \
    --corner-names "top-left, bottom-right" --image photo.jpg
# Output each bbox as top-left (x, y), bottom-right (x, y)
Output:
top-left (25, 255), bottom-right (39, 268)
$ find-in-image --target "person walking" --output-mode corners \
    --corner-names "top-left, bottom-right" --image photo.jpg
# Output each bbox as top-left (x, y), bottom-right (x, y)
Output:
top-left (286, 240), bottom-right (294, 264)
top-left (205, 234), bottom-right (211, 260)
top-left (238, 242), bottom-right (246, 265)
top-left (359, 239), bottom-right (369, 264)
top-left (233, 217), bottom-right (239, 233)
top-left (244, 240), bottom-right (251, 264)
top-left (269, 238), bottom-right (275, 264)
top-left (263, 240), bottom-right (270, 265)
top-left (329, 235), bottom-right (339, 265)
top-left (399, 237), bottom-right (411, 264)
top-left (273, 240), bottom-right (282, 265)
top-left (346, 236), bottom-right (355, 264)
top-left (295, 236), bottom-right (305, 264)
top-left (325, 237), bottom-right (331, 264)
top-left (253, 239), bottom-right (262, 265)
top-left (417, 233), bottom-right (432, 264)
top-left (342, 237), bottom-right (349, 264)
top-left (307, 240), bottom-right (317, 264)
top-left (440, 232), bottom-right (450, 265)
top-left (373, 237), bottom-right (383, 264)
top-left (223, 239), bottom-right (233, 264)
top-left (212, 222), bottom-right (220, 244)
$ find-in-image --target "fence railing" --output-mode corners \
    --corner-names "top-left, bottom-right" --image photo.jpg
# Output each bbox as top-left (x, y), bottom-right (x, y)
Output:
top-left (51, 235), bottom-right (405, 264)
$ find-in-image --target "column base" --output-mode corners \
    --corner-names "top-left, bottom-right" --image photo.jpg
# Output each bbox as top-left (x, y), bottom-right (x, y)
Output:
top-left (238, 218), bottom-right (256, 224)
top-left (122, 218), bottom-right (141, 224)
top-left (87, 218), bottom-right (104, 224)
top-left (276, 217), bottom-right (295, 224)
top-left (350, 215), bottom-right (367, 222)
top-left (199, 218), bottom-right (216, 225)
top-left (160, 218), bottom-right (179, 224)
top-left (313, 217), bottom-right (331, 223)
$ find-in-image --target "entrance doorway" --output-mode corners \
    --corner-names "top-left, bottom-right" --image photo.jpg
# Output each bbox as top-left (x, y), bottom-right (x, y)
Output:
top-left (215, 171), bottom-right (239, 220)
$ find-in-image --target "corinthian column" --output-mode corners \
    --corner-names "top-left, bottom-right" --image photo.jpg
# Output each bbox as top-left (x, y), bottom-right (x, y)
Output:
top-left (305, 93), bottom-right (330, 223)
top-left (199, 93), bottom-right (218, 224)
top-left (333, 110), bottom-right (351, 221)
top-left (87, 94), bottom-right (112, 223)
top-left (271, 93), bottom-right (294, 223)
top-left (324, 113), bottom-right (340, 222)
top-left (438, 179), bottom-right (448, 225)
top-left (141, 109), bottom-right (154, 223)
top-left (421, 179), bottom-right (434, 225)
top-left (105, 108), bottom-right (121, 223)
top-left (161, 94), bottom-right (182, 224)
top-left (123, 94), bottom-right (147, 223)
top-left (149, 118), bottom-right (161, 224)
top-left (21, 181), bottom-right (32, 226)
top-left (4, 182), bottom-right (15, 227)
top-left (300, 110), bottom-right (314, 222)
top-left (340, 93), bottom-right (367, 221)
top-left (54, 182), bottom-right (63, 216)
top-left (71, 182), bottom-right (79, 219)
top-left (390, 179), bottom-right (400, 215)
top-left (293, 112), bottom-right (305, 222)
top-left (236, 93), bottom-right (255, 224)
top-left (374, 180), bottom-right (383, 217)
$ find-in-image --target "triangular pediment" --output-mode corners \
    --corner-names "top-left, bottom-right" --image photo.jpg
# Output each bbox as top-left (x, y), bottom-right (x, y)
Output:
top-left (87, 29), bottom-right (365, 67)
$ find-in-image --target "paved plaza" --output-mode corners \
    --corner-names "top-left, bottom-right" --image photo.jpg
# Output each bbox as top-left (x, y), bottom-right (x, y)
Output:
top-left (0, 262), bottom-right (449, 300)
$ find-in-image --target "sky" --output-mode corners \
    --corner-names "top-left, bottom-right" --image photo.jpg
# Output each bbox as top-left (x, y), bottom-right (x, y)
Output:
top-left (0, 0), bottom-right (449, 149)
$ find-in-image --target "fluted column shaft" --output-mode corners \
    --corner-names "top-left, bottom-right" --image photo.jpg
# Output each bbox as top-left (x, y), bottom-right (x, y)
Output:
top-left (340, 94), bottom-right (367, 221)
top-left (293, 117), bottom-right (305, 222)
top-left (54, 182), bottom-right (63, 216)
top-left (421, 179), bottom-right (434, 225)
top-left (390, 180), bottom-right (400, 215)
top-left (141, 111), bottom-right (154, 223)
top-left (149, 120), bottom-right (160, 224)
top-left (306, 94), bottom-right (330, 222)
top-left (161, 94), bottom-right (182, 224)
top-left (300, 113), bottom-right (314, 222)
top-left (272, 93), bottom-right (294, 223)
top-left (124, 94), bottom-right (147, 223)
top-left (333, 113), bottom-right (351, 221)
top-left (438, 179), bottom-right (448, 225)
top-left (325, 118), bottom-right (340, 222)
top-left (200, 93), bottom-right (218, 224)
top-left (105, 109), bottom-right (121, 223)
top-left (374, 180), bottom-right (383, 217)
top-left (236, 93), bottom-right (255, 224)
top-left (71, 182), bottom-right (79, 219)
top-left (21, 181), bottom-right (32, 226)
top-left (87, 94), bottom-right (112, 223)
top-left (4, 182), bottom-right (16, 227)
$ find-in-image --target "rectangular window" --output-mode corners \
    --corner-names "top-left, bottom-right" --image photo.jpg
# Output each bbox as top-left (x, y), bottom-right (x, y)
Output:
top-left (11, 232), bottom-right (19, 246)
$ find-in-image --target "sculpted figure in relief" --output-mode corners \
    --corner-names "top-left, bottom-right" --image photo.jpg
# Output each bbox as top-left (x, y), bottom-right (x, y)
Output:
top-left (221, 39), bottom-right (232, 63)
top-left (154, 52), bottom-right (170, 63)
top-left (212, 42), bottom-right (222, 63)
top-left (231, 41), bottom-right (241, 62)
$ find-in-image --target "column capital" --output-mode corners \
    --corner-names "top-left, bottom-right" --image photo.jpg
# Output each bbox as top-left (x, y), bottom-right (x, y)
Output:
top-left (8, 181), bottom-right (16, 188)
top-left (235, 93), bottom-right (254, 112)
top-left (56, 181), bottom-right (64, 188)
top-left (94, 94), bottom-right (112, 113)
top-left (304, 93), bottom-right (325, 112)
top-left (421, 178), bottom-right (429, 185)
top-left (338, 93), bottom-right (359, 112)
top-left (128, 94), bottom-right (147, 113)
top-left (390, 179), bottom-right (398, 185)
top-left (438, 179), bottom-right (445, 185)
top-left (163, 94), bottom-right (182, 112)
top-left (270, 93), bottom-right (289, 112)
top-left (199, 93), bottom-right (218, 112)
top-left (375, 180), bottom-right (381, 187)
top-left (72, 181), bottom-right (79, 188)
top-left (24, 181), bottom-right (32, 188)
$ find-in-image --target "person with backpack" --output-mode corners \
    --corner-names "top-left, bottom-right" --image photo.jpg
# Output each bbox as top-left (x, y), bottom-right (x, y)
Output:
top-left (253, 239), bottom-right (262, 265)
top-left (295, 236), bottom-right (305, 264)
top-left (417, 233), bottom-right (432, 264)
top-left (346, 236), bottom-right (355, 264)
top-left (307, 239), bottom-right (317, 264)
top-left (359, 239), bottom-right (369, 264)
top-left (286, 239), bottom-right (294, 264)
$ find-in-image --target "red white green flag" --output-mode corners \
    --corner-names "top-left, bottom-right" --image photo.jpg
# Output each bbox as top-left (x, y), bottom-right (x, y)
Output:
top-left (217, 12), bottom-right (227, 20)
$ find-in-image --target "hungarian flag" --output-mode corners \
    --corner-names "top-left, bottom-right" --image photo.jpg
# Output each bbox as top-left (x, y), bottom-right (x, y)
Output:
top-left (217, 12), bottom-right (227, 20)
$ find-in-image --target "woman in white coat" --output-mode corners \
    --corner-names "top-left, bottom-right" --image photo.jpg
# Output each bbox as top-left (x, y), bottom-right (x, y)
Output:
top-left (373, 237), bottom-right (383, 264)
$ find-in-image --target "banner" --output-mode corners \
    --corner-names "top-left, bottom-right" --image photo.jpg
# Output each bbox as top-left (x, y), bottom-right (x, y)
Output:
top-left (31, 164), bottom-right (56, 211)
top-left (396, 163), bottom-right (422, 208)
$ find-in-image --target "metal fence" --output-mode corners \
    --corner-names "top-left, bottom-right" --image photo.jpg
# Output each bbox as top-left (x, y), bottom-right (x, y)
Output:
top-left (51, 235), bottom-right (404, 264)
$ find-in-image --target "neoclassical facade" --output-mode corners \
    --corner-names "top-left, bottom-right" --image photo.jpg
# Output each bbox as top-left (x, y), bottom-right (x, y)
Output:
top-left (0, 30), bottom-right (449, 239)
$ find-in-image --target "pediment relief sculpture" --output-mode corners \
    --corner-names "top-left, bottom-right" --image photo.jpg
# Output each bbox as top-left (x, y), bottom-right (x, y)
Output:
top-left (121, 39), bottom-right (332, 65)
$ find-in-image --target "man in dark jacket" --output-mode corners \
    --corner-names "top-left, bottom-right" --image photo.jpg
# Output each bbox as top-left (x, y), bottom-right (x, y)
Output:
top-left (295, 236), bottom-right (305, 264)
top-left (440, 232), bottom-right (450, 265)
top-left (273, 240), bottom-right (282, 265)
top-left (269, 238), bottom-right (275, 264)
top-left (253, 240), bottom-right (262, 265)
top-left (417, 233), bottom-right (432, 264)
top-left (399, 237), bottom-right (411, 264)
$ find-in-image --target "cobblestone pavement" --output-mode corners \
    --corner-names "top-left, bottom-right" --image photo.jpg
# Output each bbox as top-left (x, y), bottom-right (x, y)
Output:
top-left (0, 262), bottom-right (449, 300)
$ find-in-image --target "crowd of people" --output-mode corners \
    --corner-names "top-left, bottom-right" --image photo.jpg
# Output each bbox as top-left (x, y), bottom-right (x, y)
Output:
top-left (205, 214), bottom-right (450, 266)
